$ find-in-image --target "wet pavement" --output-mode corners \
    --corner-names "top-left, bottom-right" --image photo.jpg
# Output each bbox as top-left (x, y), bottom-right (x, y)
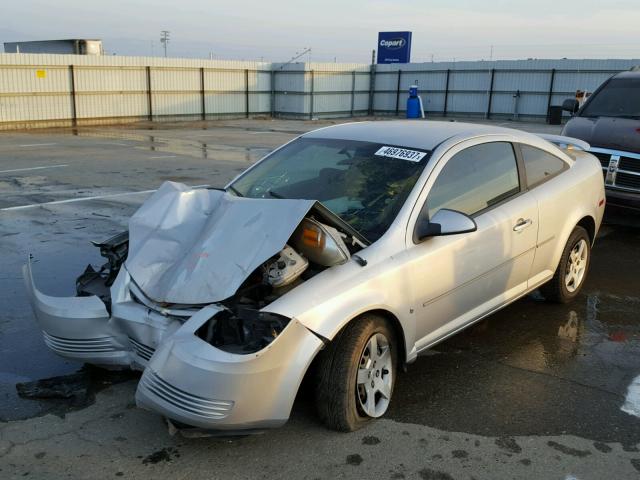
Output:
top-left (388, 226), bottom-right (640, 447)
top-left (1, 118), bottom-right (639, 479)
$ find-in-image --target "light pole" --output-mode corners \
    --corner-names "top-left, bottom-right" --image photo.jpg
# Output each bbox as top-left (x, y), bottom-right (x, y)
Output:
top-left (160, 30), bottom-right (170, 58)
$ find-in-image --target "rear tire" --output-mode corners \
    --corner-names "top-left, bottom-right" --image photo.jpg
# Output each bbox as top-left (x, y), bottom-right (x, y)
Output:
top-left (315, 314), bottom-right (398, 432)
top-left (540, 226), bottom-right (591, 303)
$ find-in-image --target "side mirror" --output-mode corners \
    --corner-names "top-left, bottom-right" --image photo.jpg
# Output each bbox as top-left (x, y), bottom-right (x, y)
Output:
top-left (415, 209), bottom-right (477, 242)
top-left (561, 98), bottom-right (580, 114)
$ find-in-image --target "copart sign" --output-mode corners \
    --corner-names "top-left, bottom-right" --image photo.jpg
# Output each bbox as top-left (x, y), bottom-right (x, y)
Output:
top-left (377, 31), bottom-right (412, 64)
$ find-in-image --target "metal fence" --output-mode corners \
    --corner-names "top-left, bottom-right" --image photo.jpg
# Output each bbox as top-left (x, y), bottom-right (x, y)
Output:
top-left (367, 63), bottom-right (632, 121)
top-left (0, 54), bottom-right (638, 129)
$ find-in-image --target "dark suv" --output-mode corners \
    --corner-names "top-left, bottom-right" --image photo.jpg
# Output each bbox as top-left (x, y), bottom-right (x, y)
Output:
top-left (562, 69), bottom-right (640, 211)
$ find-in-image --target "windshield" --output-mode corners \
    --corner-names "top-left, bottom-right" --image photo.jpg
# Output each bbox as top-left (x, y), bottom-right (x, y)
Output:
top-left (580, 77), bottom-right (640, 119)
top-left (229, 137), bottom-right (430, 241)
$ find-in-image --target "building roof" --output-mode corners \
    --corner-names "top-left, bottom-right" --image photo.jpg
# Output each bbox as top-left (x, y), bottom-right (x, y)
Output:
top-left (5, 39), bottom-right (102, 43)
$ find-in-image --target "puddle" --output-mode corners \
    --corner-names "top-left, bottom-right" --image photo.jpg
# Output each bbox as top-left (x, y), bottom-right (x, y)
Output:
top-left (141, 134), bottom-right (270, 161)
top-left (0, 223), bottom-right (131, 422)
top-left (49, 128), bottom-right (274, 162)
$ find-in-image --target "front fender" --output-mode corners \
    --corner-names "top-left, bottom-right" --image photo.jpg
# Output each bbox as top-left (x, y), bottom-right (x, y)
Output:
top-left (263, 254), bottom-right (417, 362)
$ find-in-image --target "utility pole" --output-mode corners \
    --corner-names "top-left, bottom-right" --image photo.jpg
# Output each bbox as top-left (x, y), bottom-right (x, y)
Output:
top-left (490, 45), bottom-right (494, 61)
top-left (160, 30), bottom-right (170, 58)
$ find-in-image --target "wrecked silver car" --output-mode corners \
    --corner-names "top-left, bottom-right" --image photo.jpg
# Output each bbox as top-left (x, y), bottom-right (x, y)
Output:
top-left (24, 121), bottom-right (605, 432)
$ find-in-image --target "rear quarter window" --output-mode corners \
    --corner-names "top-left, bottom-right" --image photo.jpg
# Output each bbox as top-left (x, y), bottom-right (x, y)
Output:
top-left (520, 145), bottom-right (567, 188)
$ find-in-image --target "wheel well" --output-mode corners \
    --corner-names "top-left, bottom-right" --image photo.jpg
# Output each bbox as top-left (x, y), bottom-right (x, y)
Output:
top-left (364, 309), bottom-right (407, 366)
top-left (299, 309), bottom-right (408, 398)
top-left (577, 215), bottom-right (596, 245)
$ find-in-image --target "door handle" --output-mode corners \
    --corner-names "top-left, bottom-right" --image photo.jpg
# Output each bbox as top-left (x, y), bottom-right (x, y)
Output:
top-left (513, 218), bottom-right (533, 232)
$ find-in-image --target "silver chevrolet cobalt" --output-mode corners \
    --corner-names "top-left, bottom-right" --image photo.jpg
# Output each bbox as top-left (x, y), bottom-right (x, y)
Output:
top-left (24, 121), bottom-right (605, 432)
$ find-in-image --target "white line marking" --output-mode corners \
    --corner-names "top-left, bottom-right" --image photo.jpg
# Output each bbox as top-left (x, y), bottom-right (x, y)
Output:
top-left (1, 190), bottom-right (156, 211)
top-left (622, 374), bottom-right (640, 418)
top-left (0, 184), bottom-right (209, 212)
top-left (18, 143), bottom-right (58, 147)
top-left (96, 142), bottom-right (130, 147)
top-left (194, 131), bottom-right (282, 137)
top-left (150, 155), bottom-right (177, 159)
top-left (0, 164), bottom-right (68, 174)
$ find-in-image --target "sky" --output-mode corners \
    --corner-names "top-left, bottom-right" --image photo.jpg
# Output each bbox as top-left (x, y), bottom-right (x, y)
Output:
top-left (1, 0), bottom-right (639, 62)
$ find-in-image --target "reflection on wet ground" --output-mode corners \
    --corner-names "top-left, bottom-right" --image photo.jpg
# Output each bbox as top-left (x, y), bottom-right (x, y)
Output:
top-left (67, 120), bottom-right (311, 135)
top-left (388, 226), bottom-right (640, 446)
top-left (0, 123), bottom-right (295, 210)
top-left (69, 129), bottom-right (272, 163)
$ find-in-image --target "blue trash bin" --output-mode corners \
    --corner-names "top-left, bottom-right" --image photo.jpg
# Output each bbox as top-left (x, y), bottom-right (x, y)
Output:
top-left (407, 85), bottom-right (421, 119)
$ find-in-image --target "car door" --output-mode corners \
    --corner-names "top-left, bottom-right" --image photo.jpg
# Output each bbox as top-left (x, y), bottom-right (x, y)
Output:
top-left (516, 143), bottom-right (572, 287)
top-left (406, 140), bottom-right (539, 351)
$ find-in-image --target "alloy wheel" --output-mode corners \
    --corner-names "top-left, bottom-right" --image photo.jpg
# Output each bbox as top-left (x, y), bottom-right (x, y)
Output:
top-left (565, 238), bottom-right (588, 293)
top-left (356, 332), bottom-right (393, 417)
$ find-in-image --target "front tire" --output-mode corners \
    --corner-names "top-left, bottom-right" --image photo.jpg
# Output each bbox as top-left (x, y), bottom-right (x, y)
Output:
top-left (315, 314), bottom-right (398, 432)
top-left (540, 226), bottom-right (591, 303)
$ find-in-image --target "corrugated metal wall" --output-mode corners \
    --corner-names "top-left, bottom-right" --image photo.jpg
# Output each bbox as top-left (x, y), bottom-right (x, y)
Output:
top-left (75, 66), bottom-right (149, 119)
top-left (0, 54), bottom-right (638, 129)
top-left (0, 54), bottom-right (271, 128)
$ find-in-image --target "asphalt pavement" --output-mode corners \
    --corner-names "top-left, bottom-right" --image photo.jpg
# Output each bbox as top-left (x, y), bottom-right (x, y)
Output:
top-left (1, 117), bottom-right (639, 479)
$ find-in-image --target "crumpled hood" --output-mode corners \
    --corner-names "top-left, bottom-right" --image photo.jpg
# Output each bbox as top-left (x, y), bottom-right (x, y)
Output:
top-left (562, 116), bottom-right (640, 153)
top-left (125, 182), bottom-right (315, 305)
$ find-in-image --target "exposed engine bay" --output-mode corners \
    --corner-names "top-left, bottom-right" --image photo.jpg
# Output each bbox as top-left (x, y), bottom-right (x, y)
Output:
top-left (76, 196), bottom-right (366, 355)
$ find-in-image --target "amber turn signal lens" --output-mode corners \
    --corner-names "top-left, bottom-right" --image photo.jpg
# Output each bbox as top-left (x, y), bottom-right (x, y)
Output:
top-left (301, 226), bottom-right (325, 248)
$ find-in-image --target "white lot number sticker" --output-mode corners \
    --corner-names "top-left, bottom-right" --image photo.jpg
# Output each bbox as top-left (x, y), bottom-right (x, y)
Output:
top-left (375, 146), bottom-right (427, 162)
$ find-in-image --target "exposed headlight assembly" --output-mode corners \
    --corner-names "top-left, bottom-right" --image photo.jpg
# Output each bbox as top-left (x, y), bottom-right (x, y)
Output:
top-left (292, 218), bottom-right (351, 267)
top-left (196, 308), bottom-right (291, 354)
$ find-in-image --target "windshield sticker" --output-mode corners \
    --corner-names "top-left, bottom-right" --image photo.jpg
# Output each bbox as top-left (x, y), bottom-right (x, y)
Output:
top-left (374, 146), bottom-right (427, 162)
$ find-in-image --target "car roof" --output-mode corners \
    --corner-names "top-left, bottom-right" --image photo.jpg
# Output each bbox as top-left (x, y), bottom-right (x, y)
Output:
top-left (613, 70), bottom-right (640, 80)
top-left (302, 120), bottom-right (531, 151)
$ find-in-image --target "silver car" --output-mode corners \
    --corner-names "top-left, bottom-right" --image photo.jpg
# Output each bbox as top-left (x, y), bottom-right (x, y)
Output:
top-left (24, 121), bottom-right (605, 432)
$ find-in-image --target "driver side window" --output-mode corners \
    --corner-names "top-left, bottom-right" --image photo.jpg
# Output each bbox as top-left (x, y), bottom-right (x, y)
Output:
top-left (427, 142), bottom-right (520, 218)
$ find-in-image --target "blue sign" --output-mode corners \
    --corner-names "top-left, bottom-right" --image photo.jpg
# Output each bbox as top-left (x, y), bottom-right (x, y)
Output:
top-left (377, 31), bottom-right (412, 64)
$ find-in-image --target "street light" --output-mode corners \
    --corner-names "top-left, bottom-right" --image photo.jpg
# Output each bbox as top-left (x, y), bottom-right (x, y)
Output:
top-left (160, 30), bottom-right (170, 58)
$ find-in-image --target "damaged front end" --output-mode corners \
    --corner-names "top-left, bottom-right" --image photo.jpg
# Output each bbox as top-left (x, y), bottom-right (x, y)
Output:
top-left (75, 231), bottom-right (128, 310)
top-left (23, 243), bottom-right (187, 369)
top-left (24, 182), bottom-right (365, 429)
